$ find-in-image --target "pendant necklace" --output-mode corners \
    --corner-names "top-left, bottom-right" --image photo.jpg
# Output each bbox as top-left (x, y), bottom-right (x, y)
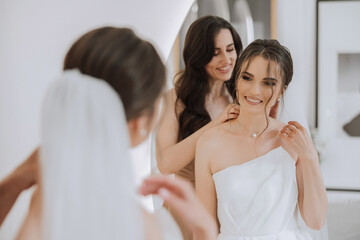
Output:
top-left (240, 124), bottom-right (264, 139)
top-left (251, 132), bottom-right (259, 138)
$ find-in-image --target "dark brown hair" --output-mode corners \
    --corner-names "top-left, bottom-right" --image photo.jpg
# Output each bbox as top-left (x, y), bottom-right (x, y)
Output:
top-left (235, 39), bottom-right (293, 135)
top-left (64, 27), bottom-right (166, 121)
top-left (175, 16), bottom-right (243, 141)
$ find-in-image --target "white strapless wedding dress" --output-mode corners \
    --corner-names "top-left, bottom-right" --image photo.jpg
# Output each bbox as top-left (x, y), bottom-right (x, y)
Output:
top-left (212, 147), bottom-right (312, 240)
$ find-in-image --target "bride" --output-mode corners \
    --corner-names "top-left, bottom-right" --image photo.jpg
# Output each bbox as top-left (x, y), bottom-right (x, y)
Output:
top-left (15, 26), bottom-right (217, 240)
top-left (195, 39), bottom-right (328, 240)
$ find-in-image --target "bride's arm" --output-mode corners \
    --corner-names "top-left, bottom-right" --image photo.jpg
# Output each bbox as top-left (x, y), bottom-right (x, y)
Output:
top-left (142, 208), bottom-right (163, 240)
top-left (280, 121), bottom-right (327, 230)
top-left (16, 187), bottom-right (41, 240)
top-left (295, 156), bottom-right (327, 230)
top-left (0, 148), bottom-right (39, 227)
top-left (195, 132), bottom-right (219, 238)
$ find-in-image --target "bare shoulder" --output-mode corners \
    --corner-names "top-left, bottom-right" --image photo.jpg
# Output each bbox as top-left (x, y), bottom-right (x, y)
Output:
top-left (267, 118), bottom-right (287, 138)
top-left (270, 118), bottom-right (287, 131)
top-left (268, 118), bottom-right (288, 140)
top-left (197, 123), bottom-right (229, 152)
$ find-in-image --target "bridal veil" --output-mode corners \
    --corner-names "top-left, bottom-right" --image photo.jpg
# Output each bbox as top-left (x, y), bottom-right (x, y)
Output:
top-left (40, 70), bottom-right (143, 240)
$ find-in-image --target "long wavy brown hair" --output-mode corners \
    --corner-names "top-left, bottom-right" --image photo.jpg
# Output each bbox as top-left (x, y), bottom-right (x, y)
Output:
top-left (175, 16), bottom-right (243, 141)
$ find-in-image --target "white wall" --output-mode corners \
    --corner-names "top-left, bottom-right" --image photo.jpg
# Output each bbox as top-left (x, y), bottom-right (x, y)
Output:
top-left (317, 1), bottom-right (360, 190)
top-left (276, 2), bottom-right (327, 239)
top-left (0, 0), bottom-right (193, 239)
top-left (276, 0), bottom-right (317, 128)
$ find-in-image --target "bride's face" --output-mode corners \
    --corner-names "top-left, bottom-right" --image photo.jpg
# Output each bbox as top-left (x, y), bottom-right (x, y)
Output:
top-left (237, 56), bottom-right (283, 114)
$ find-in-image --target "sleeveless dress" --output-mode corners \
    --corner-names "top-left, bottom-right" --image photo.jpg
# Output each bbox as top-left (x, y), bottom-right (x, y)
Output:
top-left (212, 147), bottom-right (312, 240)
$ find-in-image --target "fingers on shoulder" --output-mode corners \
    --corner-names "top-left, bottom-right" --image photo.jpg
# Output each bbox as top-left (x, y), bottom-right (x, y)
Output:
top-left (288, 121), bottom-right (306, 132)
top-left (279, 124), bottom-right (295, 139)
top-left (226, 103), bottom-right (240, 113)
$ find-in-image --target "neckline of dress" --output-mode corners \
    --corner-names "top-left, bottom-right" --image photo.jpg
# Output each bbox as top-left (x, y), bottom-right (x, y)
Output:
top-left (212, 146), bottom-right (285, 177)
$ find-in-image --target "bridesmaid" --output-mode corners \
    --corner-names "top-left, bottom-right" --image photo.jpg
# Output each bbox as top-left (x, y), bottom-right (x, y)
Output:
top-left (156, 15), bottom-right (243, 186)
top-left (156, 15), bottom-right (242, 240)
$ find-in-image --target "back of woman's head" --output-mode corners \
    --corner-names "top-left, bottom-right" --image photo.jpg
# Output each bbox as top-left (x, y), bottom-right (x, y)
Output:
top-left (64, 27), bottom-right (166, 120)
top-left (40, 27), bottom-right (166, 240)
top-left (235, 39), bottom-right (293, 90)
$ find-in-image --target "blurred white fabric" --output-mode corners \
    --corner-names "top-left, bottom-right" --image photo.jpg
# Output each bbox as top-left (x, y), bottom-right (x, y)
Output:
top-left (0, 1), bottom-right (194, 239)
top-left (41, 70), bottom-right (142, 240)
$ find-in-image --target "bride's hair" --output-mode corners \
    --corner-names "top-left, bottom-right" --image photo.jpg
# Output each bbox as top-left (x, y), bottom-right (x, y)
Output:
top-left (64, 27), bottom-right (165, 121)
top-left (40, 27), bottom-right (165, 240)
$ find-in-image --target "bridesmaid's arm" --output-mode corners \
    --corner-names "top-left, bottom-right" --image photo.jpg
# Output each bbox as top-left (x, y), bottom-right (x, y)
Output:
top-left (156, 89), bottom-right (209, 175)
top-left (156, 89), bottom-right (238, 175)
top-left (195, 133), bottom-right (220, 238)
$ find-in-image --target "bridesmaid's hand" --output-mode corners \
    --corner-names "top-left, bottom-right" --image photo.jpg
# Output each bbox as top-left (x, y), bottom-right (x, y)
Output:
top-left (269, 99), bottom-right (280, 119)
top-left (213, 103), bottom-right (239, 126)
top-left (280, 121), bottom-right (318, 163)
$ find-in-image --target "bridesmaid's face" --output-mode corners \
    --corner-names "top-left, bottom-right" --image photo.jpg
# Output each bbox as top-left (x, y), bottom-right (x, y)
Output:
top-left (205, 28), bottom-right (237, 82)
top-left (236, 56), bottom-right (283, 114)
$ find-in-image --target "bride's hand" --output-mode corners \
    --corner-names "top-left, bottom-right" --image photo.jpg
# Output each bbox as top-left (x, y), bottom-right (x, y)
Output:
top-left (280, 121), bottom-right (318, 163)
top-left (212, 104), bottom-right (239, 126)
top-left (139, 175), bottom-right (217, 239)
